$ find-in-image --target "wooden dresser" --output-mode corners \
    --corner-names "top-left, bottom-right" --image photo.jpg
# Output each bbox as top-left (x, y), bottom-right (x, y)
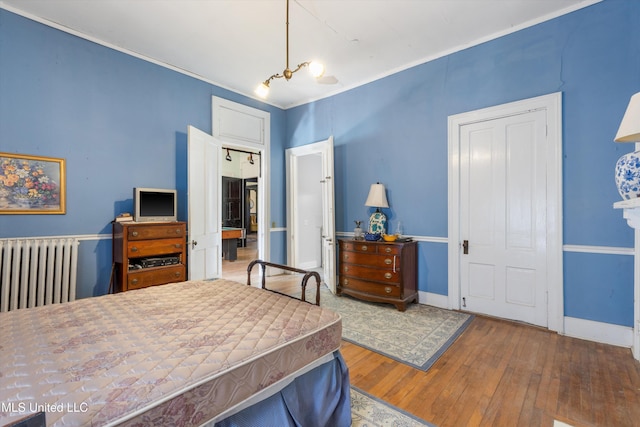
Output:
top-left (338, 239), bottom-right (418, 311)
top-left (112, 221), bottom-right (187, 292)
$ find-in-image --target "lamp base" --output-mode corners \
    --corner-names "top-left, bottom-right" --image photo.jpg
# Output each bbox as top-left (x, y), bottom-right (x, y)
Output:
top-left (368, 210), bottom-right (387, 234)
top-left (616, 150), bottom-right (640, 200)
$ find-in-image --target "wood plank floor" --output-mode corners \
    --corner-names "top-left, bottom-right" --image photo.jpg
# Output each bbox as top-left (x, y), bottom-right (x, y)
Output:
top-left (222, 246), bottom-right (640, 427)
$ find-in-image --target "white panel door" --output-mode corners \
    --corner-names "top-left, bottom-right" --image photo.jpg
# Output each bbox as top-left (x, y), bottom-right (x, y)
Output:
top-left (459, 110), bottom-right (548, 326)
top-left (187, 125), bottom-right (222, 280)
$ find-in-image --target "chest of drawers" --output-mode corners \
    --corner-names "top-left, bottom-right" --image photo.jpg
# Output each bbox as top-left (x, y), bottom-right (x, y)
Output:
top-left (112, 221), bottom-right (187, 292)
top-left (338, 239), bottom-right (418, 311)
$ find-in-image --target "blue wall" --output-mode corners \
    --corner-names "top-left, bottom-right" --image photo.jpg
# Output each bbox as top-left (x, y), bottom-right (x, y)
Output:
top-left (1, 0), bottom-right (638, 327)
top-left (285, 0), bottom-right (639, 326)
top-left (0, 8), bottom-right (285, 297)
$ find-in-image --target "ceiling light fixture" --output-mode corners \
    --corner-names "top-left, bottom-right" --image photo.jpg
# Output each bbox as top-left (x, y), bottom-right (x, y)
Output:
top-left (255, 0), bottom-right (325, 99)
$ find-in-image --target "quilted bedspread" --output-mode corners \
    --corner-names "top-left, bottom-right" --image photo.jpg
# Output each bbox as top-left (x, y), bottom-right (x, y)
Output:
top-left (0, 279), bottom-right (342, 426)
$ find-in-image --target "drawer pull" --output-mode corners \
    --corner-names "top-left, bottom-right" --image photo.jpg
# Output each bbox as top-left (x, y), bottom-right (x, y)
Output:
top-left (343, 278), bottom-right (349, 286)
top-left (131, 279), bottom-right (138, 285)
top-left (384, 272), bottom-right (392, 279)
top-left (361, 245), bottom-right (368, 251)
top-left (175, 244), bottom-right (182, 249)
top-left (176, 229), bottom-right (182, 234)
top-left (132, 231), bottom-right (138, 237)
top-left (385, 258), bottom-right (392, 265)
top-left (385, 247), bottom-right (392, 253)
top-left (385, 286), bottom-right (392, 294)
top-left (131, 247), bottom-right (138, 252)
top-left (175, 272), bottom-right (182, 277)
top-left (343, 254), bottom-right (349, 261)
top-left (344, 266), bottom-right (349, 272)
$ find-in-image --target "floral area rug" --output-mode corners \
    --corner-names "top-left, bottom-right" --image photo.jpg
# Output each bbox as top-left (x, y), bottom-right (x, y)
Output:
top-left (317, 286), bottom-right (473, 371)
top-left (351, 387), bottom-right (435, 427)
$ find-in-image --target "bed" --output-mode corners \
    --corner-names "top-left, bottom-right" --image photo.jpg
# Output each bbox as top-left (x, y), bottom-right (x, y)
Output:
top-left (0, 261), bottom-right (351, 427)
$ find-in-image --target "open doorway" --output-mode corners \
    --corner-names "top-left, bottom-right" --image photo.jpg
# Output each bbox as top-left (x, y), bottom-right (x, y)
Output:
top-left (286, 137), bottom-right (336, 293)
top-left (211, 95), bottom-right (270, 283)
top-left (220, 147), bottom-right (260, 282)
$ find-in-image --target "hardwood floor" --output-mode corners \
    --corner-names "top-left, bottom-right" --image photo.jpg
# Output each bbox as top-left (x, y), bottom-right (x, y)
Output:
top-left (222, 248), bottom-right (640, 427)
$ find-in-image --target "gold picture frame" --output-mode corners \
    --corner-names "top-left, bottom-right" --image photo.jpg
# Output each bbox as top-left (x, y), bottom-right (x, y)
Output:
top-left (0, 152), bottom-right (66, 214)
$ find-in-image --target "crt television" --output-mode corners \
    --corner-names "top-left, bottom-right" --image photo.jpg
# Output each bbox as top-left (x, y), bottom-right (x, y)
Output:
top-left (133, 188), bottom-right (177, 222)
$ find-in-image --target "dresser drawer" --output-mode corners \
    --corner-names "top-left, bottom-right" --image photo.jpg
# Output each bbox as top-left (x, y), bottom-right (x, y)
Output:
top-left (339, 276), bottom-right (401, 298)
top-left (341, 251), bottom-right (400, 269)
top-left (128, 238), bottom-right (184, 258)
top-left (127, 224), bottom-right (185, 240)
top-left (340, 263), bottom-right (400, 283)
top-left (340, 241), bottom-right (402, 255)
top-left (340, 241), bottom-right (377, 253)
top-left (127, 265), bottom-right (186, 290)
top-left (378, 244), bottom-right (401, 255)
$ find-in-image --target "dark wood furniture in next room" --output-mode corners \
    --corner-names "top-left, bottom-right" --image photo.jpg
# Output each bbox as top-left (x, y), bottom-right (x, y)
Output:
top-left (222, 226), bottom-right (245, 261)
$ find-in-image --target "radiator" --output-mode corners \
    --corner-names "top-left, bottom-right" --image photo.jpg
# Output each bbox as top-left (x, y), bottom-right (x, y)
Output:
top-left (0, 237), bottom-right (80, 312)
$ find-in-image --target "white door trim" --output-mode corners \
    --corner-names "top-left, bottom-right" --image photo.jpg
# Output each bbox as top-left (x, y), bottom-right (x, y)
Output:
top-left (448, 92), bottom-right (564, 333)
top-left (212, 96), bottom-right (270, 268)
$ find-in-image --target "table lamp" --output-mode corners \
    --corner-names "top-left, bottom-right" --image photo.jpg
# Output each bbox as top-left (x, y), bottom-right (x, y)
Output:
top-left (365, 182), bottom-right (389, 234)
top-left (615, 91), bottom-right (640, 200)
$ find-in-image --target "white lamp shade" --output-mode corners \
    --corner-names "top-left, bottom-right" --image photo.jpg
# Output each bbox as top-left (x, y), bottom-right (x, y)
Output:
top-left (255, 82), bottom-right (269, 99)
top-left (308, 61), bottom-right (325, 78)
top-left (615, 92), bottom-right (640, 142)
top-left (365, 183), bottom-right (389, 208)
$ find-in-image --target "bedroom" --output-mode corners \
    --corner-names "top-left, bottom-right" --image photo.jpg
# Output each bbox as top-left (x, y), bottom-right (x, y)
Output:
top-left (1, 0), bottom-right (639, 425)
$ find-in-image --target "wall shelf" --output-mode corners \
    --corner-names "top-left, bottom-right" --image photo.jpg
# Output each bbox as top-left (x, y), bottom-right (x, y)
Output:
top-left (614, 198), bottom-right (640, 229)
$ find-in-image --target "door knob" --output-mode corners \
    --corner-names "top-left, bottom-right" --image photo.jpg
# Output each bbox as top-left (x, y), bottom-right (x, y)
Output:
top-left (462, 240), bottom-right (469, 255)
top-left (191, 240), bottom-right (198, 249)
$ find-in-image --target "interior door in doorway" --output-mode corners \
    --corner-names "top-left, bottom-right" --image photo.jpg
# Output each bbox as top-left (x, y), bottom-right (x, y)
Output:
top-left (286, 136), bottom-right (336, 293)
top-left (187, 125), bottom-right (222, 280)
top-left (459, 110), bottom-right (548, 327)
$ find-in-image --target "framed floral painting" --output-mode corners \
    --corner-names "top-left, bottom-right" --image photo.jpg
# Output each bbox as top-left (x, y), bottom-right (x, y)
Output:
top-left (0, 153), bottom-right (66, 214)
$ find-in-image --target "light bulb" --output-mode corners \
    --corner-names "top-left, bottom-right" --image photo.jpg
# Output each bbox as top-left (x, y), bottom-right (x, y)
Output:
top-left (255, 82), bottom-right (269, 99)
top-left (308, 61), bottom-right (325, 78)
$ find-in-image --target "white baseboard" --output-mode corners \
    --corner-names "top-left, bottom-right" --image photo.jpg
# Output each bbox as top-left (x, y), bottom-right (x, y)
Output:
top-left (418, 291), bottom-right (449, 309)
top-left (563, 316), bottom-right (633, 348)
top-left (417, 291), bottom-right (634, 348)
top-left (297, 261), bottom-right (320, 270)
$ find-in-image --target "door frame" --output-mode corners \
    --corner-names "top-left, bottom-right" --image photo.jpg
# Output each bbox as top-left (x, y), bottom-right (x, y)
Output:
top-left (286, 137), bottom-right (336, 292)
top-left (287, 150), bottom-right (323, 269)
top-left (447, 92), bottom-right (564, 333)
top-left (212, 96), bottom-right (270, 270)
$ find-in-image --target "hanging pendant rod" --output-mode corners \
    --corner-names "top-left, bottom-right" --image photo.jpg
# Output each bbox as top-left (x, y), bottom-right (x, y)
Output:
top-left (222, 147), bottom-right (261, 156)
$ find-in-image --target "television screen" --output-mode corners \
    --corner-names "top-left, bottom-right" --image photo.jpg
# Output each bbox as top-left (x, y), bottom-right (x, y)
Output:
top-left (139, 191), bottom-right (175, 217)
top-left (134, 188), bottom-right (177, 222)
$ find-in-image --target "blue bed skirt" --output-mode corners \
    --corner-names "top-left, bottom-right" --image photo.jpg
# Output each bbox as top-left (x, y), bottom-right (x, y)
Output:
top-left (215, 351), bottom-right (351, 427)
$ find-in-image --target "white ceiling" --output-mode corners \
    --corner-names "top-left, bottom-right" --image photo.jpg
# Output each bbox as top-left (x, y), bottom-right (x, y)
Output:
top-left (1, 0), bottom-right (600, 109)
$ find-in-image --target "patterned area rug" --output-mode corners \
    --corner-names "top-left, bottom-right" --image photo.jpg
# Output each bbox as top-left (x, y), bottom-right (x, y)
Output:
top-left (317, 286), bottom-right (473, 371)
top-left (351, 387), bottom-right (435, 426)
